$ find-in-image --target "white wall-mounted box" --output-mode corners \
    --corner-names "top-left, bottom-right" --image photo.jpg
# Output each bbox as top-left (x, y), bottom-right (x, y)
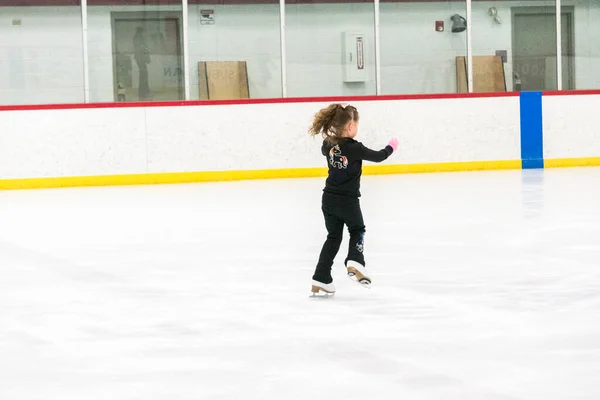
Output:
top-left (342, 32), bottom-right (366, 82)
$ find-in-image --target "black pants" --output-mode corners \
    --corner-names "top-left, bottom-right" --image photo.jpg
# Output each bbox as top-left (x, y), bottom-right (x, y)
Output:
top-left (313, 192), bottom-right (366, 284)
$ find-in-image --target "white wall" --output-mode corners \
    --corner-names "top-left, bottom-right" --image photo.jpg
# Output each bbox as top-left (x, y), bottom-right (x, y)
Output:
top-left (470, 0), bottom-right (600, 91)
top-left (469, 0), bottom-right (558, 91)
top-left (188, 4), bottom-right (282, 100)
top-left (285, 3), bottom-right (377, 97)
top-left (87, 6), bottom-right (115, 103)
top-left (0, 97), bottom-right (521, 180)
top-left (570, 0), bottom-right (600, 89)
top-left (2, 1), bottom-right (600, 105)
top-left (380, 2), bottom-right (468, 94)
top-left (0, 6), bottom-right (84, 105)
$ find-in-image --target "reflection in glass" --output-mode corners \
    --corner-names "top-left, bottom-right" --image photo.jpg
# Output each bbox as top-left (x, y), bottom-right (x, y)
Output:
top-left (380, 2), bottom-right (468, 95)
top-left (187, 3), bottom-right (282, 100)
top-left (0, 2), bottom-right (84, 105)
top-left (88, 2), bottom-right (185, 103)
top-left (285, 1), bottom-right (376, 98)
top-left (112, 15), bottom-right (184, 101)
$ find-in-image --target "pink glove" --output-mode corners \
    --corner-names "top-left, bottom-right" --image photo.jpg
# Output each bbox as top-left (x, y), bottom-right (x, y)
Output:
top-left (387, 137), bottom-right (399, 152)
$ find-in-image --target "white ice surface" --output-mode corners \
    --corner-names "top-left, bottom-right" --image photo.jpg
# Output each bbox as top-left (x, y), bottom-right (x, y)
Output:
top-left (1, 168), bottom-right (599, 400)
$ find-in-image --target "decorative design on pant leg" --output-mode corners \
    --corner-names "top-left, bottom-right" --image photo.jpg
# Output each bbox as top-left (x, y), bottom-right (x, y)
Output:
top-left (356, 232), bottom-right (365, 253)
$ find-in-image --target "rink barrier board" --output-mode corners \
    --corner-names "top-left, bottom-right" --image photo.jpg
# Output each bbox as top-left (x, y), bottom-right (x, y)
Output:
top-left (0, 160), bottom-right (522, 190)
top-left (1, 90), bottom-right (599, 190)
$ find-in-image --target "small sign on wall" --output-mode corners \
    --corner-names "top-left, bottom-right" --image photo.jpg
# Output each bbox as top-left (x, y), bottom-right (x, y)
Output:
top-left (356, 36), bottom-right (364, 70)
top-left (200, 10), bottom-right (215, 25)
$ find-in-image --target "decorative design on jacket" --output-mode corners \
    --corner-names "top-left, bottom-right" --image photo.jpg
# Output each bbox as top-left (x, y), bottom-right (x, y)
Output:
top-left (329, 145), bottom-right (348, 169)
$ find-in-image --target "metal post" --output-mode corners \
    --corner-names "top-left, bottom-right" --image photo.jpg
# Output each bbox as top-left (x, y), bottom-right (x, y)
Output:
top-left (556, 0), bottom-right (562, 90)
top-left (182, 0), bottom-right (191, 100)
top-left (374, 0), bottom-right (381, 95)
top-left (466, 0), bottom-right (473, 92)
top-left (279, 0), bottom-right (287, 97)
top-left (81, 0), bottom-right (90, 102)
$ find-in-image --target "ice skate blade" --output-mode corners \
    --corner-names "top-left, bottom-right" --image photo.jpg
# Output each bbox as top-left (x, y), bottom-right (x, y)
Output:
top-left (310, 284), bottom-right (335, 298)
top-left (309, 292), bottom-right (334, 299)
top-left (347, 274), bottom-right (371, 289)
top-left (347, 267), bottom-right (370, 284)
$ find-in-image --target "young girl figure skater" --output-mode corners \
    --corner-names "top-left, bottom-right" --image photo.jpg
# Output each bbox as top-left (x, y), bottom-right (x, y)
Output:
top-left (309, 103), bottom-right (398, 296)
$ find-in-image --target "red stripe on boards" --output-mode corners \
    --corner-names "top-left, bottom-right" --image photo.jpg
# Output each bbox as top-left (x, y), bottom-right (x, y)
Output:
top-left (0, 92), bottom-right (519, 112)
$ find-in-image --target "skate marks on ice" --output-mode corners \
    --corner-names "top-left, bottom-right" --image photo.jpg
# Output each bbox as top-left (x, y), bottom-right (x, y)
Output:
top-left (299, 276), bottom-right (599, 400)
top-left (0, 170), bottom-right (600, 399)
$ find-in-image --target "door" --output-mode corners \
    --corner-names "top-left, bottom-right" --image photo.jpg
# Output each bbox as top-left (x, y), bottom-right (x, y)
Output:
top-left (512, 7), bottom-right (574, 91)
top-left (111, 12), bottom-right (184, 101)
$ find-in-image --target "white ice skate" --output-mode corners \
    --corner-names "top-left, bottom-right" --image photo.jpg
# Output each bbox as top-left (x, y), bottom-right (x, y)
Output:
top-left (310, 280), bottom-right (335, 298)
top-left (346, 260), bottom-right (371, 289)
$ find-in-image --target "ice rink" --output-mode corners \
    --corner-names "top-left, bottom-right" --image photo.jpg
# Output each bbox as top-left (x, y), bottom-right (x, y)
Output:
top-left (1, 167), bottom-right (599, 400)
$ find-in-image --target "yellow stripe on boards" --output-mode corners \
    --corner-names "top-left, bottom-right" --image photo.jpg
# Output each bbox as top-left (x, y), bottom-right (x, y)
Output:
top-left (544, 157), bottom-right (600, 168)
top-left (0, 160), bottom-right (522, 191)
top-left (0, 169), bottom-right (328, 191)
top-left (363, 160), bottom-right (521, 175)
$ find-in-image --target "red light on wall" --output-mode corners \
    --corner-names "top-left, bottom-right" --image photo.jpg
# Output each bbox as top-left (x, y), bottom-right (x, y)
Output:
top-left (436, 21), bottom-right (444, 32)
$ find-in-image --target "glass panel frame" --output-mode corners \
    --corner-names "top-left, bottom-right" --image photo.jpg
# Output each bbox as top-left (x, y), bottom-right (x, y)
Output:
top-left (379, 0), bottom-right (470, 95)
top-left (284, 0), bottom-right (377, 98)
top-left (470, 0), bottom-right (560, 93)
top-left (187, 1), bottom-right (283, 101)
top-left (0, 0), bottom-right (85, 105)
top-left (1, 0), bottom-right (586, 105)
top-left (86, 1), bottom-right (186, 103)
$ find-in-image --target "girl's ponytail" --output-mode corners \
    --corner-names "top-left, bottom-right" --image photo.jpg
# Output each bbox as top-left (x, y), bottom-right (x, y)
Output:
top-left (308, 103), bottom-right (358, 145)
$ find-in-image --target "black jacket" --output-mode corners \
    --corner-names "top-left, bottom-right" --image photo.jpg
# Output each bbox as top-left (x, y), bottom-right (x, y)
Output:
top-left (321, 138), bottom-right (393, 198)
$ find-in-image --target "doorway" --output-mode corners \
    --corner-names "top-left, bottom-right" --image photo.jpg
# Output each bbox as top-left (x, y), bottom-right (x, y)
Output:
top-left (512, 6), bottom-right (574, 91)
top-left (111, 11), bottom-right (184, 102)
